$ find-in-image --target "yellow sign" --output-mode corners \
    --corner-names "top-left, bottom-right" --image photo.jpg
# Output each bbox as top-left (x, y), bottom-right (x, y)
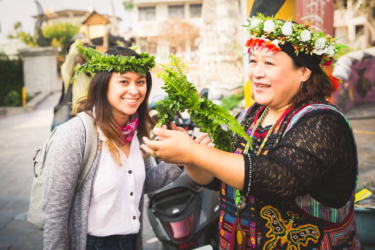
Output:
top-left (355, 188), bottom-right (372, 203)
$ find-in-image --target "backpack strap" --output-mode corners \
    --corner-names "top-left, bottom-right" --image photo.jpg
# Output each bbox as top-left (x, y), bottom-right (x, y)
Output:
top-left (75, 112), bottom-right (98, 193)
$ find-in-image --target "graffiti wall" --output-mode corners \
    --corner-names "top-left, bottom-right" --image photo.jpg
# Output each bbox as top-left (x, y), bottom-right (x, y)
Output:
top-left (333, 48), bottom-right (375, 111)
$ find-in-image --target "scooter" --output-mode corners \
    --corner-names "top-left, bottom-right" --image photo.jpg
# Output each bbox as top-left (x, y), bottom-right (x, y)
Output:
top-left (146, 166), bottom-right (220, 250)
top-left (146, 112), bottom-right (220, 250)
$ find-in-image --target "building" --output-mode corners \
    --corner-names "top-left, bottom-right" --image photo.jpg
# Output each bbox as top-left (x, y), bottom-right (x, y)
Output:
top-left (32, 9), bottom-right (90, 34)
top-left (333, 0), bottom-right (375, 50)
top-left (132, 0), bottom-right (204, 62)
top-left (32, 9), bottom-right (124, 52)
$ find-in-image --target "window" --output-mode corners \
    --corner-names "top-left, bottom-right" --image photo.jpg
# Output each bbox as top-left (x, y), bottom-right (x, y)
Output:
top-left (169, 5), bottom-right (184, 19)
top-left (139, 7), bottom-right (155, 20)
top-left (190, 4), bottom-right (202, 18)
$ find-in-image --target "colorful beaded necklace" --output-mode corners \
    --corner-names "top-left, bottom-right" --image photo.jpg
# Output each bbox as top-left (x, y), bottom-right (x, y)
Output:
top-left (234, 107), bottom-right (279, 210)
top-left (234, 105), bottom-right (294, 210)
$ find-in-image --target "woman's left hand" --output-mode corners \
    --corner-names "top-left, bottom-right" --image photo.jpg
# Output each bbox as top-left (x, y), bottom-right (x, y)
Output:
top-left (142, 128), bottom-right (199, 164)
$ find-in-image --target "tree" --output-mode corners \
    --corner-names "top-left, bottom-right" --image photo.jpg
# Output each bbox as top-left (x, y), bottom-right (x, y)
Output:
top-left (7, 22), bottom-right (38, 47)
top-left (42, 23), bottom-right (80, 55)
top-left (158, 19), bottom-right (199, 54)
top-left (8, 21), bottom-right (80, 55)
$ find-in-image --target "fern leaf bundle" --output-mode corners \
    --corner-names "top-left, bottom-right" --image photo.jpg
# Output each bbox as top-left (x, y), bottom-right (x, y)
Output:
top-left (156, 55), bottom-right (253, 152)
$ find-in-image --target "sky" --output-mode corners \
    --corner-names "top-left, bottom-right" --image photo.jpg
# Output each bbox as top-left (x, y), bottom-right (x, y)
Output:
top-left (0, 0), bottom-right (133, 44)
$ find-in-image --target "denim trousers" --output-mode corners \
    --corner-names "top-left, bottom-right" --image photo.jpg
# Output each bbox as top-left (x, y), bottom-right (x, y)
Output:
top-left (86, 234), bottom-right (134, 250)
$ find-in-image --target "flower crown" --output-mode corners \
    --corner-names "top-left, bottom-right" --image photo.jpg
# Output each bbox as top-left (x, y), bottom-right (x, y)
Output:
top-left (71, 45), bottom-right (156, 83)
top-left (243, 14), bottom-right (348, 66)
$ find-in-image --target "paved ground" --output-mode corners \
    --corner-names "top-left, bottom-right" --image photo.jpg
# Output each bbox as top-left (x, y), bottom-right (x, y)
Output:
top-left (0, 81), bottom-right (374, 249)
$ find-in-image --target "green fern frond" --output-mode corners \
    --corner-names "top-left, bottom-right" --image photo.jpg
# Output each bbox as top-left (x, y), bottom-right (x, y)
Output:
top-left (168, 55), bottom-right (188, 80)
top-left (76, 44), bottom-right (102, 61)
top-left (156, 54), bottom-right (253, 151)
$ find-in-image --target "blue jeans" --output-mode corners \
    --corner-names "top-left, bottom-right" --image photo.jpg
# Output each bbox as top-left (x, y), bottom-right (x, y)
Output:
top-left (86, 234), bottom-right (134, 250)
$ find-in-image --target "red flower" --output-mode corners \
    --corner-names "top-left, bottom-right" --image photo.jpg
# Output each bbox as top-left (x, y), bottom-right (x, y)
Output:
top-left (324, 57), bottom-right (333, 66)
top-left (245, 38), bottom-right (280, 53)
top-left (328, 75), bottom-right (341, 92)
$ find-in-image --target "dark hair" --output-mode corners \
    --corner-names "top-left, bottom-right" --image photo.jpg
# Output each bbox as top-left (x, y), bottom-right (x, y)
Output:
top-left (75, 46), bottom-right (156, 163)
top-left (289, 60), bottom-right (333, 107)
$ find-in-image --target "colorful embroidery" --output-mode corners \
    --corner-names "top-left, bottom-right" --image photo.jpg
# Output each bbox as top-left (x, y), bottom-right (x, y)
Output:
top-left (223, 222), bottom-right (233, 232)
top-left (321, 235), bottom-right (330, 250)
top-left (219, 210), bottom-right (225, 230)
top-left (221, 183), bottom-right (226, 195)
top-left (220, 229), bottom-right (232, 241)
top-left (220, 237), bottom-right (231, 250)
top-left (323, 211), bottom-right (360, 249)
top-left (234, 148), bottom-right (244, 154)
top-left (248, 221), bottom-right (256, 248)
top-left (261, 206), bottom-right (320, 250)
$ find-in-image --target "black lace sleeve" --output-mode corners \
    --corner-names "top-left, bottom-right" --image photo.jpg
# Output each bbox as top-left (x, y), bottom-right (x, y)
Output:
top-left (247, 110), bottom-right (356, 208)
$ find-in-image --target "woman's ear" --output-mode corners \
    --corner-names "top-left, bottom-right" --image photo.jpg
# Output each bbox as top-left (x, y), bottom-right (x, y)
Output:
top-left (301, 67), bottom-right (312, 82)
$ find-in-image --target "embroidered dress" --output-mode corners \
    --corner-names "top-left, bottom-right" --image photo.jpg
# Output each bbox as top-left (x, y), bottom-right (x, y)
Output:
top-left (205, 100), bottom-right (362, 250)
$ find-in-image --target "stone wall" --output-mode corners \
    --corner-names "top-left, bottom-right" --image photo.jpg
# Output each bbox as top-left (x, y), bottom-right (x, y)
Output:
top-left (18, 47), bottom-right (58, 98)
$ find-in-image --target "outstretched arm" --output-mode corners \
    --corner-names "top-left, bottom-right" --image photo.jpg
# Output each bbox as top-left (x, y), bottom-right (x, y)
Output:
top-left (141, 128), bottom-right (245, 190)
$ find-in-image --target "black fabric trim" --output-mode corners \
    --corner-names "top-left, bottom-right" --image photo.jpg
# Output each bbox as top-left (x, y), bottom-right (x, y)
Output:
top-left (193, 177), bottom-right (221, 191)
top-left (243, 154), bottom-right (250, 196)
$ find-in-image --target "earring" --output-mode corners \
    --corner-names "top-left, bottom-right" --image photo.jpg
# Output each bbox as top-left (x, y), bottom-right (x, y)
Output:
top-left (301, 82), bottom-right (304, 89)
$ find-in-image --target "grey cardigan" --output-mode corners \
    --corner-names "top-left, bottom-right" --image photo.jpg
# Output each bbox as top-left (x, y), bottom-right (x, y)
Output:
top-left (42, 117), bottom-right (183, 250)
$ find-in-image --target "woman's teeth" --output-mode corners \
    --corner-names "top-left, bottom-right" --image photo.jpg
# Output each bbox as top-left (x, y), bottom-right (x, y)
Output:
top-left (256, 84), bottom-right (270, 88)
top-left (122, 98), bottom-right (138, 103)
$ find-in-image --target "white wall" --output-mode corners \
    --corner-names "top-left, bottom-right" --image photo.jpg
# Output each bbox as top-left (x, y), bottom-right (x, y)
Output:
top-left (0, 39), bottom-right (29, 55)
top-left (19, 47), bottom-right (58, 97)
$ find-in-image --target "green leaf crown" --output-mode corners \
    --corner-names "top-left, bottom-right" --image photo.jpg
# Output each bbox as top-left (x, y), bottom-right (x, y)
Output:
top-left (71, 45), bottom-right (156, 83)
top-left (156, 55), bottom-right (253, 152)
top-left (243, 13), bottom-right (348, 66)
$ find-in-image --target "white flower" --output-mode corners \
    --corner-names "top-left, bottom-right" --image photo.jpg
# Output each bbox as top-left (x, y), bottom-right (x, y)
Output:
top-left (326, 45), bottom-right (335, 57)
top-left (300, 30), bottom-right (311, 42)
top-left (263, 20), bottom-right (275, 33)
top-left (282, 22), bottom-right (294, 36)
top-left (315, 38), bottom-right (326, 50)
top-left (314, 48), bottom-right (328, 55)
top-left (271, 39), bottom-right (279, 47)
top-left (250, 19), bottom-right (260, 29)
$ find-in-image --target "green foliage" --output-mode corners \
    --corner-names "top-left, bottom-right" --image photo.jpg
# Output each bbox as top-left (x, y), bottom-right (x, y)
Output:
top-left (7, 22), bottom-right (38, 47)
top-left (221, 90), bottom-right (244, 111)
top-left (156, 55), bottom-right (253, 152)
top-left (72, 44), bottom-right (156, 83)
top-left (123, 2), bottom-right (134, 10)
top-left (0, 53), bottom-right (23, 107)
top-left (42, 23), bottom-right (80, 55)
top-left (4, 90), bottom-right (21, 107)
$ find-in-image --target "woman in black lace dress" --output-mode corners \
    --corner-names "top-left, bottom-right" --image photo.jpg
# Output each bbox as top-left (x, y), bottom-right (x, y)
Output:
top-left (141, 17), bottom-right (362, 250)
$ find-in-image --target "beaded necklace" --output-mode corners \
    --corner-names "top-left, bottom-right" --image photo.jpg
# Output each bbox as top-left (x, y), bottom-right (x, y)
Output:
top-left (234, 107), bottom-right (279, 210)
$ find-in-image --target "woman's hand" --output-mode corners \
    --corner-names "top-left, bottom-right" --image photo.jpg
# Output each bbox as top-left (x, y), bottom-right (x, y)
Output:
top-left (158, 123), bottom-right (188, 142)
top-left (157, 122), bottom-right (211, 148)
top-left (142, 128), bottom-right (199, 164)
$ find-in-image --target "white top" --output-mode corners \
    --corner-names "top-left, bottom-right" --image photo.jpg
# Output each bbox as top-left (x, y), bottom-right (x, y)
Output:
top-left (87, 128), bottom-right (145, 236)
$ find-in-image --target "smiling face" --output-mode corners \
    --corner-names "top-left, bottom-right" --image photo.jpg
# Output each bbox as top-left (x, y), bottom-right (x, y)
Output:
top-left (248, 49), bottom-right (310, 110)
top-left (107, 71), bottom-right (147, 125)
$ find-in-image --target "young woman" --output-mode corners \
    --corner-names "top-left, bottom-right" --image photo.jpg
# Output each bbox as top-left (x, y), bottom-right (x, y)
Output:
top-left (42, 46), bottom-right (184, 250)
